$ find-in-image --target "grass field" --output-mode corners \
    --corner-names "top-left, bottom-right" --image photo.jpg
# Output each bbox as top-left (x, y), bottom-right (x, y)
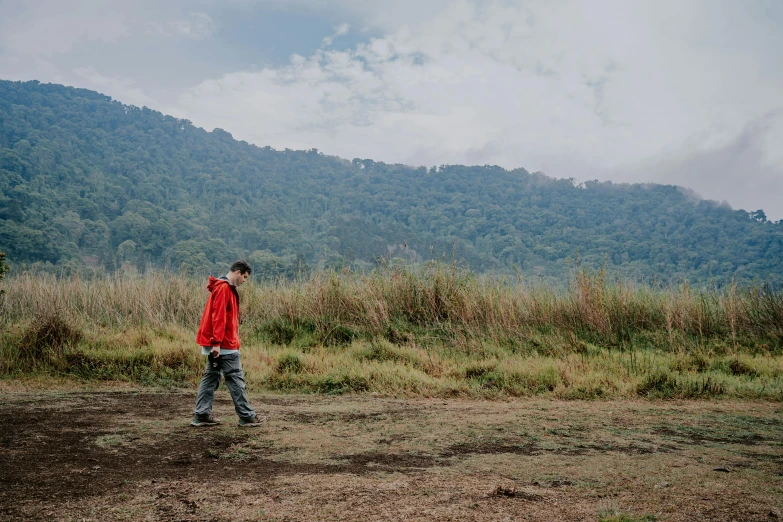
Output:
top-left (1, 265), bottom-right (781, 399)
top-left (1, 266), bottom-right (781, 520)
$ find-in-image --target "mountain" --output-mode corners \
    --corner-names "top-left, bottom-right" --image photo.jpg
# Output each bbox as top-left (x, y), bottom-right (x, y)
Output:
top-left (1, 79), bottom-right (781, 284)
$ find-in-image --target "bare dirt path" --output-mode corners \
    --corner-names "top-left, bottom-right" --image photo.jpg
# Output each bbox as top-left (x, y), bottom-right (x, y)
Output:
top-left (0, 389), bottom-right (781, 521)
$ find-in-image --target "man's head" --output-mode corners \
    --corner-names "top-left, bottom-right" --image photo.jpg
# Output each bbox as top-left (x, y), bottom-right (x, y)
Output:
top-left (228, 260), bottom-right (252, 287)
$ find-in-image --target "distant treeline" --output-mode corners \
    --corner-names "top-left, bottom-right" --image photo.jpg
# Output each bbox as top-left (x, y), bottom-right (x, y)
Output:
top-left (1, 79), bottom-right (782, 285)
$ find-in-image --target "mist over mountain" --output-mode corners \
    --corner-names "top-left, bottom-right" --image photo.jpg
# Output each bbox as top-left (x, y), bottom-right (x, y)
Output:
top-left (1, 80), bottom-right (781, 284)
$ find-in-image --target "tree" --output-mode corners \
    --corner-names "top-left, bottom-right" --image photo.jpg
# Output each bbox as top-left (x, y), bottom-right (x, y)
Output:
top-left (1, 79), bottom-right (781, 286)
top-left (117, 240), bottom-right (137, 265)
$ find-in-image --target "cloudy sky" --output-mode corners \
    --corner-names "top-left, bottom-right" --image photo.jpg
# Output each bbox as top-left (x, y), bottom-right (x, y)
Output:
top-left (1, 0), bottom-right (782, 220)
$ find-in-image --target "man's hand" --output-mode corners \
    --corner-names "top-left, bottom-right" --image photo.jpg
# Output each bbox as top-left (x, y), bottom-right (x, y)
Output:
top-left (210, 346), bottom-right (220, 357)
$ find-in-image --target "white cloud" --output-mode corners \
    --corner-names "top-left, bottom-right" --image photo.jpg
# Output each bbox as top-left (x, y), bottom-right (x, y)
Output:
top-left (0, 0), bottom-right (130, 56)
top-left (167, 0), bottom-right (783, 219)
top-left (629, 110), bottom-right (783, 219)
top-left (0, 1), bottom-right (202, 110)
top-left (321, 23), bottom-right (350, 47)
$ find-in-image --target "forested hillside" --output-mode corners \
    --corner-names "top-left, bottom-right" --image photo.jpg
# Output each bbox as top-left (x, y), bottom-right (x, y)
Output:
top-left (1, 80), bottom-right (781, 284)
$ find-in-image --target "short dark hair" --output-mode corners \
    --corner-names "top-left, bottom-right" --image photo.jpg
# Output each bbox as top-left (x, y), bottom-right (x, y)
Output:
top-left (230, 260), bottom-right (252, 275)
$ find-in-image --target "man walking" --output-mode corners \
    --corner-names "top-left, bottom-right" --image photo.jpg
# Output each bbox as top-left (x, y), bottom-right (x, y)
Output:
top-left (192, 260), bottom-right (266, 427)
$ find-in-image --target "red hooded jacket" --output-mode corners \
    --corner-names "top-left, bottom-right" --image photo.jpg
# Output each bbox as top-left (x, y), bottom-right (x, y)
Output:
top-left (196, 276), bottom-right (241, 350)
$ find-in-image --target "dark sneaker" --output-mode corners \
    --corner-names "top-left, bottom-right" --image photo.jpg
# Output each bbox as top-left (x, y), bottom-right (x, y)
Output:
top-left (191, 415), bottom-right (221, 427)
top-left (238, 415), bottom-right (267, 428)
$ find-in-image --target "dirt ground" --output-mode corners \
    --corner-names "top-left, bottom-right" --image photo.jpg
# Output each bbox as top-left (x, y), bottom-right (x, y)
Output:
top-left (0, 388), bottom-right (781, 521)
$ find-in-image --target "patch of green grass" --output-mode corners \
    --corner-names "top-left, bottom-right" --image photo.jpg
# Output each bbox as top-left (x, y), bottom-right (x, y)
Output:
top-left (65, 348), bottom-right (197, 386)
top-left (636, 370), bottom-right (725, 399)
top-left (464, 360), bottom-right (497, 380)
top-left (222, 447), bottom-right (251, 461)
top-left (95, 434), bottom-right (130, 447)
top-left (312, 373), bottom-right (370, 394)
top-left (353, 339), bottom-right (418, 366)
top-left (265, 370), bottom-right (371, 395)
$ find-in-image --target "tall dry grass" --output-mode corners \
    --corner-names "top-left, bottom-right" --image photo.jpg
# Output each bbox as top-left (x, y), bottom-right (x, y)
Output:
top-left (1, 264), bottom-right (781, 398)
top-left (1, 264), bottom-right (781, 352)
top-left (0, 270), bottom-right (204, 327)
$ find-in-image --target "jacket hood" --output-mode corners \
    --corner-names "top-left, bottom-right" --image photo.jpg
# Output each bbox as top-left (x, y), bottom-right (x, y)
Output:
top-left (206, 275), bottom-right (230, 292)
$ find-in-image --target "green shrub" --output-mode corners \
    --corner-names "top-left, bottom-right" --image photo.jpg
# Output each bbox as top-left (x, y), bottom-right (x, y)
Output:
top-left (669, 354), bottom-right (709, 373)
top-left (318, 319), bottom-right (356, 346)
top-left (66, 350), bottom-right (154, 378)
top-left (277, 353), bottom-right (304, 373)
top-left (680, 376), bottom-right (725, 398)
top-left (494, 365), bottom-right (562, 395)
top-left (711, 357), bottom-right (759, 378)
top-left (637, 371), bottom-right (678, 398)
top-left (256, 318), bottom-right (297, 345)
top-left (19, 313), bottom-right (82, 367)
top-left (464, 361), bottom-right (496, 379)
top-left (354, 339), bottom-right (409, 364)
top-left (637, 371), bottom-right (725, 398)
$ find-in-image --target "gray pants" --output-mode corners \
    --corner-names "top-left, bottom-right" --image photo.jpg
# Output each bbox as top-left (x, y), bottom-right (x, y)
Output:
top-left (194, 352), bottom-right (256, 421)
